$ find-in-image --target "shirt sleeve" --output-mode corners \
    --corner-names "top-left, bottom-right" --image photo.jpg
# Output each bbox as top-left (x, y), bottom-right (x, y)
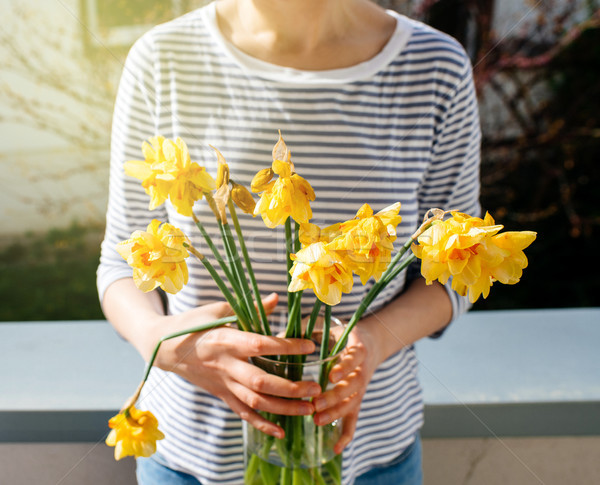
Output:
top-left (411, 52), bottom-right (482, 332)
top-left (97, 34), bottom-right (168, 303)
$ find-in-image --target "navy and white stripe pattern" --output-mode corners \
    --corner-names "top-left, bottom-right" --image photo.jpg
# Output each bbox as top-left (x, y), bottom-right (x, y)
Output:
top-left (98, 3), bottom-right (480, 484)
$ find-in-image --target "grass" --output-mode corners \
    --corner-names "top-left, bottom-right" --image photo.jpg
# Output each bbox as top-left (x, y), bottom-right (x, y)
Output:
top-left (0, 223), bottom-right (105, 321)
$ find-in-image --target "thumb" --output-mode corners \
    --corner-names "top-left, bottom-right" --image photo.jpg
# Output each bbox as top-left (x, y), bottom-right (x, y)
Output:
top-left (261, 292), bottom-right (279, 315)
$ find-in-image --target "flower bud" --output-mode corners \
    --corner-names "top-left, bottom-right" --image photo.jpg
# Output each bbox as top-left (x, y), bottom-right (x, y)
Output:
top-left (251, 167), bottom-right (275, 192)
top-left (231, 182), bottom-right (256, 214)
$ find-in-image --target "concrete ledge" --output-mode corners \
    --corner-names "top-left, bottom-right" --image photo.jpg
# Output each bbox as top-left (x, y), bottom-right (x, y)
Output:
top-left (1, 308), bottom-right (599, 442)
top-left (415, 307), bottom-right (600, 438)
top-left (422, 402), bottom-right (600, 438)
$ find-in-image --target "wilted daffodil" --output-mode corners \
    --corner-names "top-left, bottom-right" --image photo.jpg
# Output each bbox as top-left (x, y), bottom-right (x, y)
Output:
top-left (252, 133), bottom-right (315, 228)
top-left (330, 202), bottom-right (402, 284)
top-left (412, 212), bottom-right (537, 303)
top-left (289, 242), bottom-right (354, 306)
top-left (116, 219), bottom-right (190, 294)
top-left (106, 405), bottom-right (165, 461)
top-left (231, 181), bottom-right (256, 214)
top-left (124, 136), bottom-right (216, 216)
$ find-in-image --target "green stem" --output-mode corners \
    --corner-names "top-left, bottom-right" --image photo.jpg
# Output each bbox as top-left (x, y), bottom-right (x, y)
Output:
top-left (219, 220), bottom-right (261, 333)
top-left (185, 244), bottom-right (251, 332)
top-left (318, 305), bottom-right (331, 390)
top-left (324, 455), bottom-right (342, 484)
top-left (294, 221), bottom-right (301, 253)
top-left (377, 236), bottom-right (415, 285)
top-left (285, 218), bottom-right (295, 320)
top-left (301, 299), bottom-right (322, 365)
top-left (320, 305), bottom-right (331, 362)
top-left (285, 217), bottom-right (303, 340)
top-left (292, 468), bottom-right (304, 485)
top-left (381, 252), bottom-right (418, 287)
top-left (304, 299), bottom-right (322, 340)
top-left (244, 454), bottom-right (259, 483)
top-left (312, 469), bottom-right (328, 485)
top-left (284, 290), bottom-right (303, 338)
top-left (228, 200), bottom-right (271, 335)
top-left (191, 214), bottom-right (240, 297)
top-left (281, 466), bottom-right (292, 485)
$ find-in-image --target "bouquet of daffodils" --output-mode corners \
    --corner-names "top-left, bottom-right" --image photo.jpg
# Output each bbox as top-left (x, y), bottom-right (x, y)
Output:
top-left (106, 132), bottom-right (536, 470)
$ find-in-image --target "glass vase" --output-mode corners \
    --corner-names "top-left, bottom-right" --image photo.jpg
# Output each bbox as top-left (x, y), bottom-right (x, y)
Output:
top-left (243, 323), bottom-right (344, 485)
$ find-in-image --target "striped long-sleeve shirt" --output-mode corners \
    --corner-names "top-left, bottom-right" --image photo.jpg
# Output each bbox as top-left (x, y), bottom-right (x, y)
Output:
top-left (98, 3), bottom-right (480, 484)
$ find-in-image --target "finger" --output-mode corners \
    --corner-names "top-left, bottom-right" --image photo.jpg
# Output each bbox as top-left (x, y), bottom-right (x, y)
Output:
top-left (314, 392), bottom-right (361, 426)
top-left (228, 380), bottom-right (315, 417)
top-left (334, 413), bottom-right (359, 454)
top-left (224, 393), bottom-right (285, 439)
top-left (312, 373), bottom-right (362, 413)
top-left (228, 359), bottom-right (321, 399)
top-left (329, 334), bottom-right (366, 383)
top-left (260, 292), bottom-right (279, 316)
top-left (235, 333), bottom-right (316, 357)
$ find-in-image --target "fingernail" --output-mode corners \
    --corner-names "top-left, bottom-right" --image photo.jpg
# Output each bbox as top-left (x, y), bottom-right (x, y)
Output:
top-left (330, 371), bottom-right (340, 383)
top-left (313, 398), bottom-right (325, 412)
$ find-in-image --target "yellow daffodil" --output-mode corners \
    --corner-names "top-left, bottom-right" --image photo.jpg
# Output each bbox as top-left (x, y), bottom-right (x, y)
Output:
top-left (124, 137), bottom-right (216, 216)
top-left (298, 222), bottom-right (341, 247)
top-left (106, 405), bottom-right (165, 460)
top-left (289, 242), bottom-right (353, 306)
top-left (330, 202), bottom-right (402, 284)
top-left (116, 219), bottom-right (190, 294)
top-left (252, 133), bottom-right (315, 228)
top-left (413, 212), bottom-right (536, 303)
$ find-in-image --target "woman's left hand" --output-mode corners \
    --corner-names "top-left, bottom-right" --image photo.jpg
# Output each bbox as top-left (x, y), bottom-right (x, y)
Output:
top-left (312, 321), bottom-right (383, 454)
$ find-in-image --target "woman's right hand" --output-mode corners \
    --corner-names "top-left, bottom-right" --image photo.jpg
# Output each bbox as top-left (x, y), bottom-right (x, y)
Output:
top-left (147, 294), bottom-right (321, 439)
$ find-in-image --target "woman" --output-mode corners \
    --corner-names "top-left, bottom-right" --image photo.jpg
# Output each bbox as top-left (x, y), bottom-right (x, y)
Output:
top-left (98, 0), bottom-right (480, 483)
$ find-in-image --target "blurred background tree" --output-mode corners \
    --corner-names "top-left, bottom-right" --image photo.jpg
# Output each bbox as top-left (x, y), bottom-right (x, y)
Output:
top-left (411, 0), bottom-right (600, 309)
top-left (0, 0), bottom-right (598, 321)
top-left (0, 0), bottom-right (209, 321)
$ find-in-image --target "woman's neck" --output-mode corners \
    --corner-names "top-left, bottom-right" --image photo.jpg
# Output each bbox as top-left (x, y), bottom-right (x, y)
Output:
top-left (214, 0), bottom-right (397, 70)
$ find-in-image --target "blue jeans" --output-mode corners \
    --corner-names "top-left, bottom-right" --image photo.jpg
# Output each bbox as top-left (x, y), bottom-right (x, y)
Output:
top-left (136, 435), bottom-right (422, 485)
top-left (354, 435), bottom-right (422, 485)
